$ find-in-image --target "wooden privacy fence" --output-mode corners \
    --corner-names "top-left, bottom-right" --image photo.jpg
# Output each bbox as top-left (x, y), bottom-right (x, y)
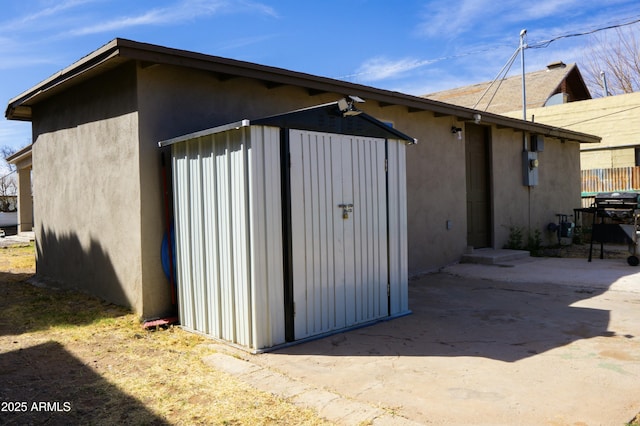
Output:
top-left (581, 166), bottom-right (640, 207)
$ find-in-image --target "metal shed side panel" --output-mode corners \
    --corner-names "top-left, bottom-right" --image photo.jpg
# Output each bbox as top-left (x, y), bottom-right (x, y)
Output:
top-left (387, 140), bottom-right (409, 315)
top-left (173, 143), bottom-right (195, 330)
top-left (248, 126), bottom-right (285, 349)
top-left (172, 128), bottom-right (253, 348)
top-left (229, 129), bottom-right (252, 346)
top-left (214, 133), bottom-right (234, 342)
top-left (188, 138), bottom-right (207, 334)
top-left (201, 136), bottom-right (221, 337)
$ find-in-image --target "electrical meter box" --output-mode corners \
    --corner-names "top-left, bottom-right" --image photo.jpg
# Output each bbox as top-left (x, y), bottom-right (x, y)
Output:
top-left (523, 150), bottom-right (538, 186)
top-left (531, 134), bottom-right (544, 152)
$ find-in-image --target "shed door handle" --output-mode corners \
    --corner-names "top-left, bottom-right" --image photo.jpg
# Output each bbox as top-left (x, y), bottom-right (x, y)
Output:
top-left (338, 203), bottom-right (353, 219)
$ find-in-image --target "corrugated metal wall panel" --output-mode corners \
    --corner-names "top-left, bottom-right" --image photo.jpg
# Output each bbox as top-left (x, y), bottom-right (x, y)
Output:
top-left (229, 132), bottom-right (251, 345)
top-left (172, 126), bottom-right (285, 350)
top-left (289, 130), bottom-right (392, 340)
top-left (172, 123), bottom-right (408, 350)
top-left (290, 130), bottom-right (339, 338)
top-left (200, 137), bottom-right (220, 337)
top-left (387, 140), bottom-right (409, 315)
top-left (188, 140), bottom-right (207, 333)
top-left (173, 143), bottom-right (193, 328)
top-left (248, 126), bottom-right (285, 349)
top-left (582, 166), bottom-right (640, 195)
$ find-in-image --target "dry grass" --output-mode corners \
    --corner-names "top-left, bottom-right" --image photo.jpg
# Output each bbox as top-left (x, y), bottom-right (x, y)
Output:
top-left (0, 244), bottom-right (329, 425)
top-left (0, 242), bottom-right (36, 271)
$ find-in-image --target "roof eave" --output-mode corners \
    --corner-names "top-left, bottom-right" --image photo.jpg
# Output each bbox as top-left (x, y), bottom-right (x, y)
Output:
top-left (5, 38), bottom-right (600, 145)
top-left (5, 39), bottom-right (122, 120)
top-left (6, 143), bottom-right (33, 164)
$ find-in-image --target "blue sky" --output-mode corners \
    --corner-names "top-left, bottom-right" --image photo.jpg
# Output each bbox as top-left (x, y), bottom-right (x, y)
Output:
top-left (1, 0), bottom-right (639, 154)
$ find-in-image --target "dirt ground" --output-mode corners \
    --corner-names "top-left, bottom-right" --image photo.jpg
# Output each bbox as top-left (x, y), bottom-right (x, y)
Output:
top-left (1, 240), bottom-right (639, 425)
top-left (0, 243), bottom-right (327, 425)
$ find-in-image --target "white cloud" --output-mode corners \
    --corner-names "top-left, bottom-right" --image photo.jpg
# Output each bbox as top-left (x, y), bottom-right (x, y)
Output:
top-left (67, 0), bottom-right (278, 36)
top-left (416, 0), bottom-right (497, 39)
top-left (0, 55), bottom-right (58, 70)
top-left (517, 0), bottom-right (581, 20)
top-left (239, 0), bottom-right (279, 18)
top-left (415, 0), bottom-right (605, 41)
top-left (350, 57), bottom-right (441, 82)
top-left (0, 0), bottom-right (99, 32)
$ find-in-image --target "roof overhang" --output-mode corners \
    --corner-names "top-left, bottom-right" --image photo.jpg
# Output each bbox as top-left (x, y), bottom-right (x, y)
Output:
top-left (6, 38), bottom-right (601, 145)
top-left (6, 143), bottom-right (33, 169)
top-left (5, 41), bottom-right (126, 121)
top-left (159, 102), bottom-right (417, 147)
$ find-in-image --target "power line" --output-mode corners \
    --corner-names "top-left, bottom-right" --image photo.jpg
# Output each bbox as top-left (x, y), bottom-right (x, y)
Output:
top-left (1, 169), bottom-right (17, 181)
top-left (528, 15), bottom-right (640, 49)
top-left (472, 46), bottom-right (520, 110)
top-left (470, 16), bottom-right (640, 114)
top-left (337, 15), bottom-right (640, 82)
top-left (557, 104), bottom-right (640, 128)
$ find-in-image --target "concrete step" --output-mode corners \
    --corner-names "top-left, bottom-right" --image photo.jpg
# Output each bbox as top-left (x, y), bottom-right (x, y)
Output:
top-left (460, 248), bottom-right (530, 265)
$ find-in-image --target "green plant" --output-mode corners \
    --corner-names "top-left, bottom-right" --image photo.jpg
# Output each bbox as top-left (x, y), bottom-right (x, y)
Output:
top-left (527, 229), bottom-right (543, 256)
top-left (504, 225), bottom-right (542, 254)
top-left (504, 225), bottom-right (524, 250)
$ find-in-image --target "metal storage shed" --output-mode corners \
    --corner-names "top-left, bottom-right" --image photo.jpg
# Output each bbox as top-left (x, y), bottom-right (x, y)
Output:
top-left (159, 101), bottom-right (416, 352)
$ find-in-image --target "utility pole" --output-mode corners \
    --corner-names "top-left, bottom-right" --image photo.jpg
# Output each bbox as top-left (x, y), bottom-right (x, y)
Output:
top-left (520, 29), bottom-right (527, 121)
top-left (520, 29), bottom-right (528, 153)
top-left (600, 71), bottom-right (610, 97)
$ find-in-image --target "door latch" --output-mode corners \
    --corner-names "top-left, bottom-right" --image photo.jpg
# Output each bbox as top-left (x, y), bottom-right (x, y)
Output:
top-left (338, 203), bottom-right (354, 219)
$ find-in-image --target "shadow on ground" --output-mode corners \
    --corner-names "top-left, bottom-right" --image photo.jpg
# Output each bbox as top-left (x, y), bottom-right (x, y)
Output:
top-left (0, 341), bottom-right (168, 425)
top-left (0, 271), bottom-right (128, 337)
top-left (275, 273), bottom-right (623, 362)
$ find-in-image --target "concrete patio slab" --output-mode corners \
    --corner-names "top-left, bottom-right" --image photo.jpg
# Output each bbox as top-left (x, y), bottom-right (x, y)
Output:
top-left (203, 256), bottom-right (640, 425)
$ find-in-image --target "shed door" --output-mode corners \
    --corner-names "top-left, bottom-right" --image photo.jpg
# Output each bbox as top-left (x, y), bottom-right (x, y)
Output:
top-left (289, 129), bottom-right (389, 340)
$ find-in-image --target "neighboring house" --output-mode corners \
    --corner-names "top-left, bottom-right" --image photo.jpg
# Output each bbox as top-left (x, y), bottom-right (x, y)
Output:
top-left (4, 39), bottom-right (599, 347)
top-left (6, 145), bottom-right (33, 233)
top-left (503, 92), bottom-right (640, 203)
top-left (425, 62), bottom-right (591, 114)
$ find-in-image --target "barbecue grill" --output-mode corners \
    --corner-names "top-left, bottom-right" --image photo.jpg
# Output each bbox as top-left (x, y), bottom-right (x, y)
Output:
top-left (588, 192), bottom-right (640, 266)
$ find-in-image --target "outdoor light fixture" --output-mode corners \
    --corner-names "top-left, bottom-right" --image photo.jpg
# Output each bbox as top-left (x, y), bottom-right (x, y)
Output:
top-left (451, 126), bottom-right (462, 140)
top-left (337, 96), bottom-right (364, 117)
top-left (473, 113), bottom-right (482, 124)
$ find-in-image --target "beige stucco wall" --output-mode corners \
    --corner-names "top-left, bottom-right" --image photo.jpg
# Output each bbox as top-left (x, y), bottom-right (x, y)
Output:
top-left (133, 62), bottom-right (470, 283)
top-left (359, 106), bottom-right (469, 273)
top-left (31, 63), bottom-right (144, 314)
top-left (134, 64), bottom-right (343, 317)
top-left (363, 108), bottom-right (581, 273)
top-left (491, 129), bottom-right (582, 247)
top-left (16, 167), bottom-right (33, 232)
top-left (25, 58), bottom-right (585, 318)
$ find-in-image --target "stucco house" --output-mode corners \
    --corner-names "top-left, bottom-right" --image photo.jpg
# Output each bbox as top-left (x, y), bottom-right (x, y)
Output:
top-left (5, 39), bottom-right (599, 338)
